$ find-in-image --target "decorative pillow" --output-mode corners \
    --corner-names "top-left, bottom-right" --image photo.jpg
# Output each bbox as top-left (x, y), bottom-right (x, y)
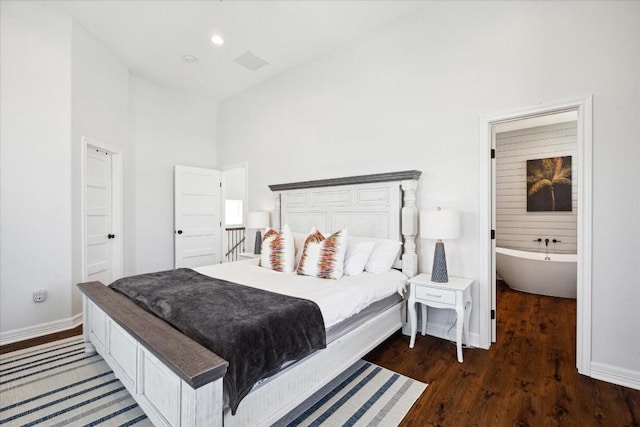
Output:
top-left (297, 228), bottom-right (348, 280)
top-left (343, 239), bottom-right (376, 276)
top-left (259, 225), bottom-right (296, 273)
top-left (364, 239), bottom-right (402, 274)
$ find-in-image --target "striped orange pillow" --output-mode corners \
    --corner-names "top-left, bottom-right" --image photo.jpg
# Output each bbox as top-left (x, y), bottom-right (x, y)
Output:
top-left (259, 225), bottom-right (295, 272)
top-left (296, 228), bottom-right (348, 280)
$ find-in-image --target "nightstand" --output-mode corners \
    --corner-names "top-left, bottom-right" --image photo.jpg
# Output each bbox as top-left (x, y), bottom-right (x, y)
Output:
top-left (238, 252), bottom-right (260, 260)
top-left (408, 274), bottom-right (473, 363)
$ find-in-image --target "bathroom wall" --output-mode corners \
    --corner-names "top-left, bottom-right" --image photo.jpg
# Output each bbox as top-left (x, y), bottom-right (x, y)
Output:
top-left (496, 121), bottom-right (578, 254)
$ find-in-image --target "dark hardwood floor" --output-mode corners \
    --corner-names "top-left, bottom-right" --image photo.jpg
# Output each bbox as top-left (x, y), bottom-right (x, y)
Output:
top-left (365, 281), bottom-right (640, 426)
top-left (0, 324), bottom-right (82, 355)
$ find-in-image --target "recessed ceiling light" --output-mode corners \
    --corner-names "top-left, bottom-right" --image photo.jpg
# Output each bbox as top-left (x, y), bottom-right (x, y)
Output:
top-left (211, 35), bottom-right (224, 46)
top-left (183, 55), bottom-right (198, 63)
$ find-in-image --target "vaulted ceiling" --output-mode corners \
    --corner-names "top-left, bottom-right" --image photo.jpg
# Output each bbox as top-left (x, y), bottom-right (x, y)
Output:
top-left (45, 1), bottom-right (424, 101)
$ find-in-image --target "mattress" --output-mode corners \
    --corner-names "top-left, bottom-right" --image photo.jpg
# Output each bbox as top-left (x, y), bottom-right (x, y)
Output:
top-left (194, 259), bottom-right (408, 330)
top-left (325, 293), bottom-right (402, 343)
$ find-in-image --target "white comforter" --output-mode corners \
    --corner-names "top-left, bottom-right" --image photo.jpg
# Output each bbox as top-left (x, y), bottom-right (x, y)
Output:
top-left (194, 259), bottom-right (407, 329)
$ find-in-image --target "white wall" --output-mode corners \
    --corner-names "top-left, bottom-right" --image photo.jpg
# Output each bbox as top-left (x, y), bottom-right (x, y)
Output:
top-left (71, 23), bottom-right (130, 314)
top-left (130, 77), bottom-right (218, 274)
top-left (223, 167), bottom-right (246, 202)
top-left (496, 122), bottom-right (578, 254)
top-left (218, 1), bottom-right (640, 383)
top-left (0, 3), bottom-right (73, 335)
top-left (0, 3), bottom-right (218, 340)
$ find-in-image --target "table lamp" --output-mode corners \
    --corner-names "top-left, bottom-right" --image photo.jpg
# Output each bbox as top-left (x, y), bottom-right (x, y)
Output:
top-left (420, 207), bottom-right (461, 283)
top-left (247, 211), bottom-right (270, 254)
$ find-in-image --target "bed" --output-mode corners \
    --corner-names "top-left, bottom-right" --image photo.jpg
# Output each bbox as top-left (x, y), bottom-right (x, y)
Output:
top-left (78, 170), bottom-right (421, 427)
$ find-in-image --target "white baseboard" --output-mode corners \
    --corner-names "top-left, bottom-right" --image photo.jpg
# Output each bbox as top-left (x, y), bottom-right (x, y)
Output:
top-left (0, 313), bottom-right (82, 346)
top-left (590, 362), bottom-right (640, 391)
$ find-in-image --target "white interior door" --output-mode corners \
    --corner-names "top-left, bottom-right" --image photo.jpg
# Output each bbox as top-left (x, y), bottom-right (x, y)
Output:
top-left (174, 165), bottom-right (222, 268)
top-left (86, 147), bottom-right (114, 284)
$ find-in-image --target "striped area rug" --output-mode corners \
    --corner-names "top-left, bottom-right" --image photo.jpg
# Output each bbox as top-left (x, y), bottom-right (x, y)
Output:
top-left (275, 360), bottom-right (426, 427)
top-left (0, 336), bottom-right (150, 426)
top-left (1, 337), bottom-right (426, 426)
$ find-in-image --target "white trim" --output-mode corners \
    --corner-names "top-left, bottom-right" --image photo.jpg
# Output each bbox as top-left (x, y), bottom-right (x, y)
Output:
top-left (0, 313), bottom-right (82, 346)
top-left (478, 118), bottom-right (493, 350)
top-left (81, 137), bottom-right (124, 282)
top-left (478, 96), bottom-right (593, 373)
top-left (590, 362), bottom-right (640, 391)
top-left (490, 125), bottom-right (497, 342)
top-left (575, 98), bottom-right (593, 376)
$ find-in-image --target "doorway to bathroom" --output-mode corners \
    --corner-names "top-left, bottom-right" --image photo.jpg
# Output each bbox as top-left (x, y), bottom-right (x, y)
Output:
top-left (479, 96), bottom-right (593, 375)
top-left (494, 113), bottom-right (578, 301)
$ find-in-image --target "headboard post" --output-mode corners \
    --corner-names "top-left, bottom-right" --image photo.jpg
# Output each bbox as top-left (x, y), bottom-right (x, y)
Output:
top-left (401, 179), bottom-right (418, 278)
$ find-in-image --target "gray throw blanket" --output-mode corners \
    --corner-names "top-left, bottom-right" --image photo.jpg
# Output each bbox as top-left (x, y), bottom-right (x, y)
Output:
top-left (109, 268), bottom-right (326, 414)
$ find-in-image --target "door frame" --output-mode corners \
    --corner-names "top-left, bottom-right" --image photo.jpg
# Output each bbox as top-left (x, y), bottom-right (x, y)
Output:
top-left (80, 137), bottom-right (123, 282)
top-left (478, 95), bottom-right (593, 375)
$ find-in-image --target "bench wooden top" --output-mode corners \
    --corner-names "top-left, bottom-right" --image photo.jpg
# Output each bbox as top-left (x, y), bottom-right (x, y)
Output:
top-left (78, 281), bottom-right (228, 388)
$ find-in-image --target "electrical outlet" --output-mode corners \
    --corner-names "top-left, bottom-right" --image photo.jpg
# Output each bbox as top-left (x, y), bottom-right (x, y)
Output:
top-left (33, 289), bottom-right (48, 303)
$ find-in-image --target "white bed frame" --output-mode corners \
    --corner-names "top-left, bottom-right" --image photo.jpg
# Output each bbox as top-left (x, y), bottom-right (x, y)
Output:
top-left (80, 170), bottom-right (421, 427)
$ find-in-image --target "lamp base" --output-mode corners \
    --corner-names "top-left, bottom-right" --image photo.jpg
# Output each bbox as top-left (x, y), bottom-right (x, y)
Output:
top-left (254, 230), bottom-right (263, 255)
top-left (431, 240), bottom-right (449, 283)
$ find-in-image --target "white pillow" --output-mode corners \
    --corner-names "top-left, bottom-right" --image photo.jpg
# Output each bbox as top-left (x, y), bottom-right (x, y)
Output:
top-left (297, 228), bottom-right (348, 280)
top-left (364, 238), bottom-right (402, 274)
top-left (343, 239), bottom-right (376, 276)
top-left (292, 232), bottom-right (308, 267)
top-left (259, 225), bottom-right (296, 273)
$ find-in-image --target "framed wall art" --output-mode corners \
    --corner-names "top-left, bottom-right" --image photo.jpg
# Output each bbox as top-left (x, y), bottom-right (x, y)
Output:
top-left (526, 156), bottom-right (572, 212)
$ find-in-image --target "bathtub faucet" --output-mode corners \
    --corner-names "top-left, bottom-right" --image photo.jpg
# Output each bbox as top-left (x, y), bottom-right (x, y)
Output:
top-left (545, 238), bottom-right (550, 246)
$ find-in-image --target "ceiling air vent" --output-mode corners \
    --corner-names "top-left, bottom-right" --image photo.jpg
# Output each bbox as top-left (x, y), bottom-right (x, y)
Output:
top-left (233, 51), bottom-right (269, 71)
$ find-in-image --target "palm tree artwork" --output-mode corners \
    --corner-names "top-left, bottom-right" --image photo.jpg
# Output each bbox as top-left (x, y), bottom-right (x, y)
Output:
top-left (526, 156), bottom-right (572, 211)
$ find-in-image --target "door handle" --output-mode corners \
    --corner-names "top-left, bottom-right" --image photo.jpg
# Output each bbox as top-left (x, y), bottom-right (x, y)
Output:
top-left (176, 230), bottom-right (183, 235)
top-left (107, 234), bottom-right (115, 239)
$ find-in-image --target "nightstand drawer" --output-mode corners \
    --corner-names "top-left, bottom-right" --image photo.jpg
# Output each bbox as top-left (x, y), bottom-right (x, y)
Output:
top-left (415, 285), bottom-right (456, 305)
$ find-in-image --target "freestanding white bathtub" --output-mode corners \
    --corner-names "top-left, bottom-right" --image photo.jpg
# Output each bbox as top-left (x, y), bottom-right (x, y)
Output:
top-left (496, 247), bottom-right (577, 299)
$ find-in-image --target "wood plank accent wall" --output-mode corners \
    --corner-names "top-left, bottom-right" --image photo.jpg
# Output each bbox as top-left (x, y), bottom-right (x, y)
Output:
top-left (496, 122), bottom-right (577, 254)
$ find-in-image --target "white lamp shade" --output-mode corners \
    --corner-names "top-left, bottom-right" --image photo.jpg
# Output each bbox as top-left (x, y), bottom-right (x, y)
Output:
top-left (420, 209), bottom-right (460, 240)
top-left (247, 211), bottom-right (269, 229)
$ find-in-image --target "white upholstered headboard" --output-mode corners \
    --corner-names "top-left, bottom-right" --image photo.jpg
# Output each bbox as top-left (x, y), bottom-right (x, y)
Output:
top-left (269, 171), bottom-right (421, 278)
